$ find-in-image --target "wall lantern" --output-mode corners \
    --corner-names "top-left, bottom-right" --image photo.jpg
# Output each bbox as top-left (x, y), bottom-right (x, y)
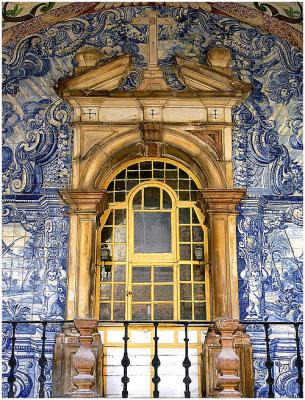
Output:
top-left (194, 244), bottom-right (204, 262)
top-left (100, 244), bottom-right (112, 279)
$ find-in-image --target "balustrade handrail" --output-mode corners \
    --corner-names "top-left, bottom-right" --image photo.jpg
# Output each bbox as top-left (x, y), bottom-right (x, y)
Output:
top-left (2, 319), bottom-right (303, 325)
top-left (2, 319), bottom-right (303, 399)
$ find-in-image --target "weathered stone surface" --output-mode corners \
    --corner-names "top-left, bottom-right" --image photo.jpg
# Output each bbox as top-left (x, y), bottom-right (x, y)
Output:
top-left (202, 320), bottom-right (253, 398)
top-left (52, 322), bottom-right (103, 398)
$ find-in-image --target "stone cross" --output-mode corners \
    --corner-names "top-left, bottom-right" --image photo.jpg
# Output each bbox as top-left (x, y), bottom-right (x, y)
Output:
top-left (132, 10), bottom-right (174, 67)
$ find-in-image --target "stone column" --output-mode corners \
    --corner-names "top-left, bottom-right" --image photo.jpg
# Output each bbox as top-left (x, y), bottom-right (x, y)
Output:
top-left (198, 188), bottom-right (245, 320)
top-left (60, 189), bottom-right (108, 319)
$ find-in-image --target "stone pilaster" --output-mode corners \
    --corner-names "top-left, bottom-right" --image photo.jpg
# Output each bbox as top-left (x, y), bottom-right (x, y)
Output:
top-left (59, 189), bottom-right (108, 319)
top-left (198, 189), bottom-right (254, 398)
top-left (198, 188), bottom-right (246, 320)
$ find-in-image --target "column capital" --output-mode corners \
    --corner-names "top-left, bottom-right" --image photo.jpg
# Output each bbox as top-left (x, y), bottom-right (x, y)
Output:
top-left (197, 188), bottom-right (246, 213)
top-left (60, 189), bottom-right (108, 215)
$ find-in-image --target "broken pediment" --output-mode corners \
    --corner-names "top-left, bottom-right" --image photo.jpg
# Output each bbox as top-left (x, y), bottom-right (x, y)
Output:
top-left (59, 53), bottom-right (132, 92)
top-left (174, 56), bottom-right (251, 94)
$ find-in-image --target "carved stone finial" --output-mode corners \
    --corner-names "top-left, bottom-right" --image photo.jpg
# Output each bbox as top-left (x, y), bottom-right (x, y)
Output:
top-left (72, 318), bottom-right (98, 397)
top-left (206, 47), bottom-right (232, 75)
top-left (214, 319), bottom-right (242, 398)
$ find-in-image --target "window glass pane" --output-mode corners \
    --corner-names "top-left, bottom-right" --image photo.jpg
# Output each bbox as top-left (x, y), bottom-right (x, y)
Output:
top-left (192, 208), bottom-right (200, 224)
top-left (114, 226), bottom-right (126, 243)
top-left (165, 170), bottom-right (177, 179)
top-left (153, 170), bottom-right (164, 179)
top-left (115, 180), bottom-right (125, 191)
top-left (179, 180), bottom-right (189, 190)
top-left (127, 163), bottom-right (139, 171)
top-left (194, 284), bottom-right (205, 301)
top-left (132, 285), bottom-right (151, 301)
top-left (180, 283), bottom-right (192, 300)
top-left (179, 208), bottom-right (190, 224)
top-left (166, 163), bottom-right (176, 170)
top-left (114, 192), bottom-right (125, 202)
top-left (179, 226), bottom-right (191, 242)
top-left (153, 161), bottom-right (164, 169)
top-left (180, 244), bottom-right (191, 260)
top-left (154, 266), bottom-right (173, 282)
top-left (113, 244), bottom-right (126, 261)
top-left (101, 227), bottom-right (112, 243)
top-left (166, 180), bottom-right (178, 190)
top-left (134, 212), bottom-right (171, 253)
top-left (133, 266), bottom-right (151, 283)
top-left (116, 170), bottom-right (126, 179)
top-left (190, 180), bottom-right (197, 190)
top-left (154, 304), bottom-right (173, 320)
top-left (194, 303), bottom-right (206, 320)
top-left (154, 285), bottom-right (173, 301)
top-left (180, 265), bottom-right (191, 281)
top-left (193, 226), bottom-right (204, 242)
top-left (179, 191), bottom-right (190, 201)
top-left (127, 180), bottom-right (139, 190)
top-left (132, 304), bottom-right (151, 320)
top-left (162, 191), bottom-right (172, 209)
top-left (180, 302), bottom-right (192, 319)
top-left (132, 191), bottom-right (142, 209)
top-left (115, 209), bottom-right (126, 225)
top-left (141, 161), bottom-right (152, 170)
top-left (127, 170), bottom-right (139, 179)
top-left (100, 284), bottom-right (112, 301)
top-left (114, 284), bottom-right (125, 301)
top-left (114, 303), bottom-right (125, 320)
top-left (144, 187), bottom-right (160, 209)
top-left (179, 169), bottom-right (188, 179)
top-left (108, 181), bottom-right (114, 191)
top-left (140, 170), bottom-right (152, 179)
top-left (100, 303), bottom-right (111, 320)
top-left (193, 265), bottom-right (205, 282)
top-left (114, 265), bottom-right (126, 282)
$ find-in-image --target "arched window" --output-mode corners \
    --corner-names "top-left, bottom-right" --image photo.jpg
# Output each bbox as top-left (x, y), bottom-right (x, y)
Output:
top-left (95, 159), bottom-right (209, 321)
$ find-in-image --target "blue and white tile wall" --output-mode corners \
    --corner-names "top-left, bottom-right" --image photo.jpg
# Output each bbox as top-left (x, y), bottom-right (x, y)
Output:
top-left (2, 5), bottom-right (302, 397)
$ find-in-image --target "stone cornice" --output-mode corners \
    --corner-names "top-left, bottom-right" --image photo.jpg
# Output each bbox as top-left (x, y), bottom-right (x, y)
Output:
top-left (59, 189), bottom-right (108, 215)
top-left (198, 188), bottom-right (246, 213)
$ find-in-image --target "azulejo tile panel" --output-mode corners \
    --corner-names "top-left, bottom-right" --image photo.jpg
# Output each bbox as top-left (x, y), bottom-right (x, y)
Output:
top-left (2, 4), bottom-right (302, 398)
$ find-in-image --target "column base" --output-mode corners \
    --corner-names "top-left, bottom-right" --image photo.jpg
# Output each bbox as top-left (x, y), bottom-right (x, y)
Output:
top-left (52, 322), bottom-right (103, 398)
top-left (202, 323), bottom-right (254, 398)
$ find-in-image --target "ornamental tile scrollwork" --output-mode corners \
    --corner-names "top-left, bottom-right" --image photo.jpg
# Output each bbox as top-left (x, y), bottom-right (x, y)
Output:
top-left (1, 4), bottom-right (303, 398)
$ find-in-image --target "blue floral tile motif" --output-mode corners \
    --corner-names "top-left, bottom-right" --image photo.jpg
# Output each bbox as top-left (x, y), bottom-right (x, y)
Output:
top-left (2, 4), bottom-right (302, 398)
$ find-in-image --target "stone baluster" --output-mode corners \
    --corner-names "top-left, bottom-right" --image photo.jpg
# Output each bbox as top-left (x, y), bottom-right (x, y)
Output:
top-left (215, 319), bottom-right (241, 398)
top-left (72, 318), bottom-right (98, 397)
